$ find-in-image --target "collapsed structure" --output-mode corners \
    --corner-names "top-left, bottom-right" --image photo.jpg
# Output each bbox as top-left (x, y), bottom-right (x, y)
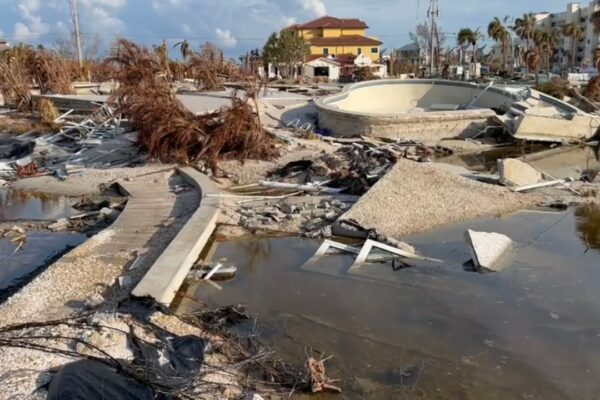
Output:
top-left (317, 79), bottom-right (600, 142)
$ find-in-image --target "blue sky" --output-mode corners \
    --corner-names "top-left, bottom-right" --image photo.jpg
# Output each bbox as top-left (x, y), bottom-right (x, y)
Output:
top-left (0, 0), bottom-right (578, 58)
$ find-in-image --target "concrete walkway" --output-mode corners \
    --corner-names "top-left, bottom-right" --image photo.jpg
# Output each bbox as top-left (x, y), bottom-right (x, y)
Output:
top-left (132, 167), bottom-right (220, 305)
top-left (0, 177), bottom-right (178, 326)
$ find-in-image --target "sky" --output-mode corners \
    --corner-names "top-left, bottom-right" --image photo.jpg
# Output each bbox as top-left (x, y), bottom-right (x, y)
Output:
top-left (0, 0), bottom-right (579, 58)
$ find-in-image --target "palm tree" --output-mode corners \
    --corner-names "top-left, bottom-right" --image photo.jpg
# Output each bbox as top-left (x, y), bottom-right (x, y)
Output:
top-left (174, 39), bottom-right (192, 61)
top-left (513, 13), bottom-right (537, 51)
top-left (590, 10), bottom-right (600, 33)
top-left (534, 27), bottom-right (560, 75)
top-left (154, 40), bottom-right (171, 78)
top-left (458, 28), bottom-right (480, 63)
top-left (488, 16), bottom-right (511, 71)
top-left (561, 23), bottom-right (584, 68)
top-left (525, 48), bottom-right (542, 83)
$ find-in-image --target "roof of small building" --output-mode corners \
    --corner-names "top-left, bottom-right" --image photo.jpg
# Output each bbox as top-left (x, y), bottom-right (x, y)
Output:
top-left (308, 35), bottom-right (382, 46)
top-left (398, 42), bottom-right (419, 52)
top-left (0, 40), bottom-right (10, 52)
top-left (296, 16), bottom-right (369, 30)
top-left (304, 56), bottom-right (341, 66)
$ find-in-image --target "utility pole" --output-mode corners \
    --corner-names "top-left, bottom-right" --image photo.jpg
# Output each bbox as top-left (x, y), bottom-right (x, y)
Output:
top-left (69, 0), bottom-right (84, 68)
top-left (427, 0), bottom-right (439, 76)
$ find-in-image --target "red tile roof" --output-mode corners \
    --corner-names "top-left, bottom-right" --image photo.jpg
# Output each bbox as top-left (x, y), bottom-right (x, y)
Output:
top-left (296, 16), bottom-right (368, 29)
top-left (308, 35), bottom-right (382, 46)
top-left (334, 54), bottom-right (357, 65)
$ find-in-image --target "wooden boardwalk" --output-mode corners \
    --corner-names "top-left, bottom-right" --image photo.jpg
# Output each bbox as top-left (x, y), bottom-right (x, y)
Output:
top-left (0, 179), bottom-right (179, 326)
top-left (97, 181), bottom-right (177, 254)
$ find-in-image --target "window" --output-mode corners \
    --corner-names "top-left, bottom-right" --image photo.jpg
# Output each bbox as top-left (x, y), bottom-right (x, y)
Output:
top-left (323, 48), bottom-right (329, 55)
top-left (371, 47), bottom-right (378, 54)
top-left (357, 48), bottom-right (362, 54)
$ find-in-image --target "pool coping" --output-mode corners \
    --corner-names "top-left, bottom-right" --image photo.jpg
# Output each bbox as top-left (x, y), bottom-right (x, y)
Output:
top-left (315, 79), bottom-right (581, 119)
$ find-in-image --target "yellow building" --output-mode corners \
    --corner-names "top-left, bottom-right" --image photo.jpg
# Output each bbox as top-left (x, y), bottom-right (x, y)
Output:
top-left (290, 16), bottom-right (382, 62)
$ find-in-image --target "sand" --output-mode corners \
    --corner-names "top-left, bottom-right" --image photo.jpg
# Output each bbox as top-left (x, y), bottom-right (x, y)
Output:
top-left (340, 159), bottom-right (541, 240)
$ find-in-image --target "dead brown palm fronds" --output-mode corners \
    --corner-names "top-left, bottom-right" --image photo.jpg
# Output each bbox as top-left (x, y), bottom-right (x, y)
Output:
top-left (107, 39), bottom-right (278, 165)
top-left (37, 98), bottom-right (59, 124)
top-left (0, 45), bottom-right (34, 110)
top-left (30, 49), bottom-right (75, 95)
top-left (189, 42), bottom-right (240, 91)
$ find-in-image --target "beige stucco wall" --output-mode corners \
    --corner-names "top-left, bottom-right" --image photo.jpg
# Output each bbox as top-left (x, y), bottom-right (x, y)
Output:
top-left (310, 45), bottom-right (380, 61)
top-left (330, 81), bottom-right (516, 113)
top-left (318, 107), bottom-right (496, 140)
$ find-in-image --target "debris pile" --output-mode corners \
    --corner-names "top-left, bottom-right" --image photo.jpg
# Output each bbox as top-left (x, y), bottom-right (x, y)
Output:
top-left (265, 139), bottom-right (442, 196)
top-left (109, 39), bottom-right (278, 165)
top-left (0, 104), bottom-right (143, 182)
top-left (235, 197), bottom-right (355, 238)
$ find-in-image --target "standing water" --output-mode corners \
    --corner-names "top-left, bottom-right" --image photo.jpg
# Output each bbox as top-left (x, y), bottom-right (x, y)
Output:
top-left (177, 206), bottom-right (600, 399)
top-left (0, 188), bottom-right (77, 221)
top-left (0, 188), bottom-right (84, 299)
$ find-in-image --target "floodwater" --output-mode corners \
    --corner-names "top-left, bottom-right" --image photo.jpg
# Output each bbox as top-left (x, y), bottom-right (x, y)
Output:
top-left (0, 188), bottom-right (76, 221)
top-left (438, 144), bottom-right (600, 179)
top-left (177, 206), bottom-right (600, 399)
top-left (0, 232), bottom-right (85, 296)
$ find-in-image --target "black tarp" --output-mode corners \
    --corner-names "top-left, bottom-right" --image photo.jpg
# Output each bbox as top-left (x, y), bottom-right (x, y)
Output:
top-left (0, 138), bottom-right (34, 159)
top-left (47, 360), bottom-right (154, 400)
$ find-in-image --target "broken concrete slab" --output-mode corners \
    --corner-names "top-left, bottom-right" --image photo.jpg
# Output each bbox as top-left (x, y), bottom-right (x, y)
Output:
top-left (465, 229), bottom-right (513, 271)
top-left (498, 158), bottom-right (543, 187)
top-left (512, 113), bottom-right (600, 143)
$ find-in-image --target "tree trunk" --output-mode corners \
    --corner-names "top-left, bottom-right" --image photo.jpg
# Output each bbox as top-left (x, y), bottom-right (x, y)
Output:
top-left (503, 40), bottom-right (508, 71)
top-left (572, 37), bottom-right (576, 68)
top-left (525, 37), bottom-right (530, 77)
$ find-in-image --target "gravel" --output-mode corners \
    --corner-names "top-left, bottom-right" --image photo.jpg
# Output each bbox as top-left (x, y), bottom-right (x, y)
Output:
top-left (340, 159), bottom-right (541, 239)
top-left (10, 163), bottom-right (176, 196)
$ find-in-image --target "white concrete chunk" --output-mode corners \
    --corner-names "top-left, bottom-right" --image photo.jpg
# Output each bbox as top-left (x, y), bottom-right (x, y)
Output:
top-left (498, 158), bottom-right (543, 187)
top-left (512, 114), bottom-right (600, 142)
top-left (465, 229), bottom-right (513, 271)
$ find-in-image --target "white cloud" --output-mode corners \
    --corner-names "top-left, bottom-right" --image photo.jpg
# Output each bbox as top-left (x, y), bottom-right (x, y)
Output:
top-left (80, 0), bottom-right (127, 9)
top-left (14, 0), bottom-right (49, 39)
top-left (85, 7), bottom-right (125, 32)
top-left (299, 0), bottom-right (327, 17)
top-left (20, 0), bottom-right (41, 13)
top-left (181, 23), bottom-right (192, 34)
top-left (152, 0), bottom-right (186, 10)
top-left (215, 28), bottom-right (237, 48)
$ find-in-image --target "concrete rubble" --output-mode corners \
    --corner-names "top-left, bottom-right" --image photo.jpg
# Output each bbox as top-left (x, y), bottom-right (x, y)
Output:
top-left (495, 90), bottom-right (600, 143)
top-left (465, 229), bottom-right (513, 272)
top-left (498, 158), bottom-right (543, 187)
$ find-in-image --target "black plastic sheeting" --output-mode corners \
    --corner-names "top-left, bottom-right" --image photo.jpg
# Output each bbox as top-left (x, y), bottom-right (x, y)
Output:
top-left (129, 334), bottom-right (206, 390)
top-left (46, 297), bottom-right (206, 399)
top-left (47, 360), bottom-right (154, 400)
top-left (0, 138), bottom-right (34, 159)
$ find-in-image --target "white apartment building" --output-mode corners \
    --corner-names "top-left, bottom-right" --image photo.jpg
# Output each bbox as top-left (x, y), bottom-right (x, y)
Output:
top-left (532, 1), bottom-right (600, 70)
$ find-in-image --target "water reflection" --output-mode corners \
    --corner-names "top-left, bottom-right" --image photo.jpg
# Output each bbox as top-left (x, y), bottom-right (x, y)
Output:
top-left (0, 189), bottom-right (75, 221)
top-left (576, 205), bottom-right (600, 250)
top-left (178, 208), bottom-right (600, 399)
top-left (0, 232), bottom-right (85, 295)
